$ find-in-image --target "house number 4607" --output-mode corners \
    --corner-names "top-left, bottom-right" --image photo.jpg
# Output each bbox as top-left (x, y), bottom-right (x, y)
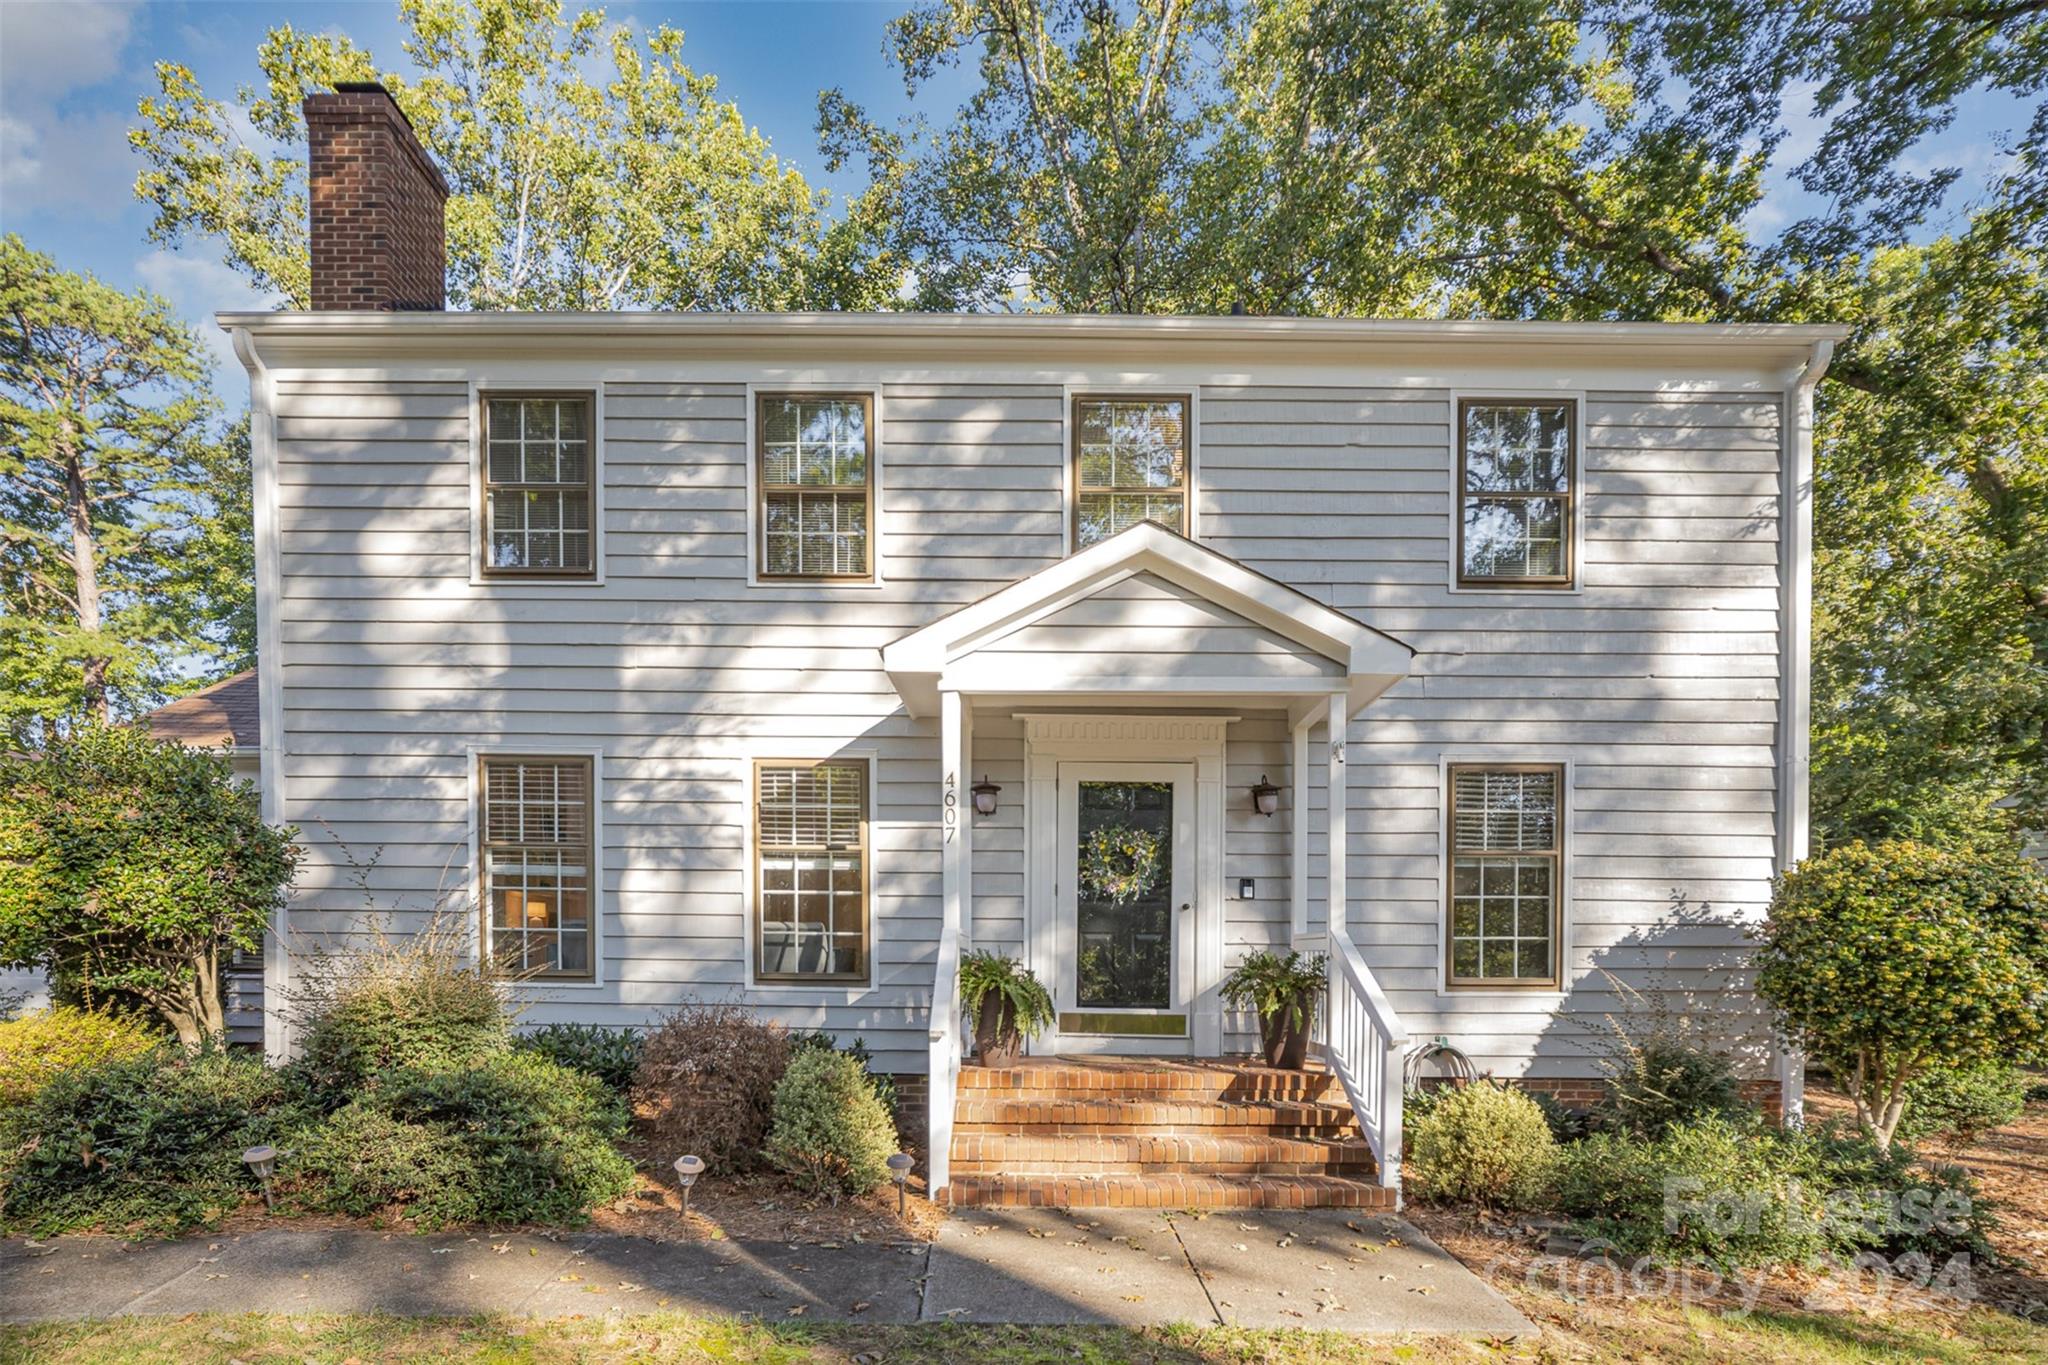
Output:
top-left (942, 771), bottom-right (958, 844)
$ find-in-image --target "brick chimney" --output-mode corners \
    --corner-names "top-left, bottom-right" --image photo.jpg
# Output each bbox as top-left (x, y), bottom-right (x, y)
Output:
top-left (304, 82), bottom-right (449, 311)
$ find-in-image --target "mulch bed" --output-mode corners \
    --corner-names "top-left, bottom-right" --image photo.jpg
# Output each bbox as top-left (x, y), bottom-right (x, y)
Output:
top-left (584, 1138), bottom-right (946, 1245)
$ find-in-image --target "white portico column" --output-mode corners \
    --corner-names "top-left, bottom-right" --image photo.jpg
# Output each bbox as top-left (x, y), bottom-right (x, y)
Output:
top-left (1326, 692), bottom-right (1348, 943)
top-left (941, 690), bottom-right (973, 948)
top-left (1291, 711), bottom-right (1312, 943)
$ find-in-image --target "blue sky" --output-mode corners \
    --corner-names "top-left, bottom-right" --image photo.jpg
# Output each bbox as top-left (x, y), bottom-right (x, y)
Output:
top-left (0, 0), bottom-right (2024, 388)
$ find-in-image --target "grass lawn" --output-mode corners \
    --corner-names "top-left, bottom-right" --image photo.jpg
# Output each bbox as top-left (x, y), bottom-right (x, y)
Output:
top-left (4, 1298), bottom-right (2045, 1365)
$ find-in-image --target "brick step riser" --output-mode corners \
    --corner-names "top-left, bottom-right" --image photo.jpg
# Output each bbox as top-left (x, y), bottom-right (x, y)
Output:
top-left (951, 1138), bottom-right (1376, 1163)
top-left (957, 1075), bottom-right (1340, 1100)
top-left (940, 1177), bottom-right (1398, 1211)
top-left (953, 1162), bottom-right (1380, 1177)
top-left (955, 1126), bottom-right (1355, 1142)
top-left (954, 1113), bottom-right (1359, 1129)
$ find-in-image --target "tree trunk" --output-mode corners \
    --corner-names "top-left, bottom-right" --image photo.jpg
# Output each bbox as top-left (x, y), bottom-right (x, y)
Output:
top-left (63, 450), bottom-right (108, 723)
top-left (153, 950), bottom-right (227, 1052)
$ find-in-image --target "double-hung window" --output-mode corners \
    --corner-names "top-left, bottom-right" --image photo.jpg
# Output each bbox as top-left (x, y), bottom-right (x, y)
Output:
top-left (1073, 396), bottom-right (1189, 549)
top-left (480, 756), bottom-right (594, 978)
top-left (755, 759), bottom-right (869, 982)
top-left (482, 394), bottom-right (595, 578)
top-left (1447, 765), bottom-right (1563, 988)
top-left (1457, 399), bottom-right (1575, 587)
top-left (758, 394), bottom-right (873, 580)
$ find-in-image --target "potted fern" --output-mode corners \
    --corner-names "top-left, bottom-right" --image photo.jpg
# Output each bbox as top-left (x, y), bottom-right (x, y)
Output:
top-left (1222, 949), bottom-right (1327, 1069)
top-left (958, 951), bottom-right (1055, 1066)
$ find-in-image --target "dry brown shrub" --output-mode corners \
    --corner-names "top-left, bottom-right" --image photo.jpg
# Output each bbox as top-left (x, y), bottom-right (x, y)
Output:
top-left (631, 1001), bottom-right (793, 1169)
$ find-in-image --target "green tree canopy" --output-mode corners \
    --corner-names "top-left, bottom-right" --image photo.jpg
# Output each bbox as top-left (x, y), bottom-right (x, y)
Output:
top-left (834, 0), bottom-right (2048, 846)
top-left (0, 725), bottom-right (301, 1049)
top-left (132, 0), bottom-right (906, 312)
top-left (0, 235), bottom-right (252, 743)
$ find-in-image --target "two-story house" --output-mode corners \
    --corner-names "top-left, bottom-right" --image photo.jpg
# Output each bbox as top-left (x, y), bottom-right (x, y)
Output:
top-left (224, 85), bottom-right (1842, 1209)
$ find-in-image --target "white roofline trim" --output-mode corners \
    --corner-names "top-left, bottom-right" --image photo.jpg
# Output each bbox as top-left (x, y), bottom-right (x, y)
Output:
top-left (216, 308), bottom-right (1849, 350)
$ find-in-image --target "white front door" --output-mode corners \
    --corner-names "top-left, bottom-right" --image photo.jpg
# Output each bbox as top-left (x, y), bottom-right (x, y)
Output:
top-left (1050, 761), bottom-right (1196, 1053)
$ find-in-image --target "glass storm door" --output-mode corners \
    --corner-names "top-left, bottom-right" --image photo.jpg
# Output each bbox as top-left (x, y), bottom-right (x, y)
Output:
top-left (1053, 763), bottom-right (1194, 1050)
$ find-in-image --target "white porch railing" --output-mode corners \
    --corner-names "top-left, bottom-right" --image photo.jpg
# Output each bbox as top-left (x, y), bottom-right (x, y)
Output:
top-left (925, 929), bottom-right (965, 1195)
top-left (1314, 927), bottom-right (1409, 1193)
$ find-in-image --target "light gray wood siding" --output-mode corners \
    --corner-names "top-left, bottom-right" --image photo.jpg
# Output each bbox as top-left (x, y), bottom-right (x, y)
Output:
top-left (1201, 385), bottom-right (1782, 1075)
top-left (266, 357), bottom-right (1787, 1078)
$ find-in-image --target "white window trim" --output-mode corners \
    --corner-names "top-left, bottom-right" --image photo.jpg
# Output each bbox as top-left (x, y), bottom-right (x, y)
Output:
top-left (1444, 387), bottom-right (1586, 596)
top-left (745, 382), bottom-right (887, 589)
top-left (741, 747), bottom-right (881, 1000)
top-left (1433, 750), bottom-right (1575, 999)
top-left (1062, 382), bottom-right (1202, 557)
top-left (467, 744), bottom-right (608, 990)
top-left (468, 380), bottom-right (607, 587)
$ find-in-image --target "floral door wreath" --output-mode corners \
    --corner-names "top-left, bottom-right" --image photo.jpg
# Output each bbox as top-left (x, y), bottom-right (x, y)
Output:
top-left (1078, 822), bottom-right (1166, 905)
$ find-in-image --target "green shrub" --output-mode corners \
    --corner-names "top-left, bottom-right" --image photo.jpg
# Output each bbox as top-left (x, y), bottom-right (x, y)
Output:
top-left (0, 724), bottom-right (300, 1049)
top-left (632, 1003), bottom-right (791, 1170)
top-left (1896, 1063), bottom-right (2031, 1146)
top-left (290, 1051), bottom-right (634, 1229)
top-left (1405, 1081), bottom-right (1557, 1208)
top-left (1596, 1035), bottom-right (1745, 1138)
top-left (514, 1023), bottom-right (645, 1095)
top-left (0, 1046), bottom-right (303, 1236)
top-left (1807, 1123), bottom-right (1998, 1261)
top-left (1551, 1114), bottom-right (1831, 1267)
top-left (294, 927), bottom-right (510, 1095)
top-left (1527, 1088), bottom-right (1590, 1143)
top-left (1549, 1114), bottom-right (1997, 1269)
top-left (790, 1030), bottom-right (899, 1117)
top-left (0, 1007), bottom-right (160, 1107)
top-left (765, 1048), bottom-right (899, 1201)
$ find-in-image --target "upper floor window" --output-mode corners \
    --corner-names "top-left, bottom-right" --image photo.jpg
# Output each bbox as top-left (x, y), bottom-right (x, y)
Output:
top-left (758, 394), bottom-right (873, 581)
top-left (1457, 399), bottom-right (1575, 587)
top-left (755, 759), bottom-right (869, 982)
top-left (483, 394), bottom-right (595, 578)
top-left (480, 755), bottom-right (594, 979)
top-left (1447, 765), bottom-right (1562, 988)
top-left (1073, 396), bottom-right (1188, 549)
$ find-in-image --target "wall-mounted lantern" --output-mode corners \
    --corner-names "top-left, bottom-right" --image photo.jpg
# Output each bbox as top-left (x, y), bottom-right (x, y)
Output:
top-left (1250, 774), bottom-right (1281, 818)
top-left (971, 775), bottom-right (1002, 818)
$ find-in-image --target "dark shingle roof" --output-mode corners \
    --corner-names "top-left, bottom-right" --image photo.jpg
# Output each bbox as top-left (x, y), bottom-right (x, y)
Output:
top-left (142, 669), bottom-right (260, 750)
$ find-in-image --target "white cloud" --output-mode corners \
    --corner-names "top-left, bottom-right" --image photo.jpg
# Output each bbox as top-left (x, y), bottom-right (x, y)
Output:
top-left (134, 249), bottom-right (280, 389)
top-left (0, 1), bottom-right (144, 222)
top-left (0, 0), bottom-right (141, 104)
top-left (0, 105), bottom-right (138, 217)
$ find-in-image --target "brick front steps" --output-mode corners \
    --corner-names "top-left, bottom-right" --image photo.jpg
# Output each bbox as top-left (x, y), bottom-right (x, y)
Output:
top-left (943, 1056), bottom-right (1397, 1210)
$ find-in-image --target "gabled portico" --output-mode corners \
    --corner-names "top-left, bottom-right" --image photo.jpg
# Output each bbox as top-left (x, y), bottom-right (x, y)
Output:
top-left (883, 524), bottom-right (1416, 1196)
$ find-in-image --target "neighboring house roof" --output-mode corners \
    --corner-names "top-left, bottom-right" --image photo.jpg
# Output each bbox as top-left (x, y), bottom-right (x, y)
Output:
top-left (142, 669), bottom-right (260, 750)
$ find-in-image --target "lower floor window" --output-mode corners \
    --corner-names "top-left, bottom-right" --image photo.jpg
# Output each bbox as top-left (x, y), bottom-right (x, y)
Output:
top-left (1448, 764), bottom-right (1561, 986)
top-left (480, 756), bottom-right (594, 978)
top-left (756, 759), bottom-right (869, 981)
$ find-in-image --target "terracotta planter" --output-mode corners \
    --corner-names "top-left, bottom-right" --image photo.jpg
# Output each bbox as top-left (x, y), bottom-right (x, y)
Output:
top-left (974, 994), bottom-right (1024, 1066)
top-left (1258, 994), bottom-right (1314, 1069)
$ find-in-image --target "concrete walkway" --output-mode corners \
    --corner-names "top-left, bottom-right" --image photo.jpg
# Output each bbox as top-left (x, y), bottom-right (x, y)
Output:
top-left (1, 1210), bottom-right (1531, 1337)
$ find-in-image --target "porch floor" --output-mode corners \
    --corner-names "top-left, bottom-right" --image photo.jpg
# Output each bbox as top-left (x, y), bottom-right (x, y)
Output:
top-left (945, 1055), bottom-right (1396, 1210)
